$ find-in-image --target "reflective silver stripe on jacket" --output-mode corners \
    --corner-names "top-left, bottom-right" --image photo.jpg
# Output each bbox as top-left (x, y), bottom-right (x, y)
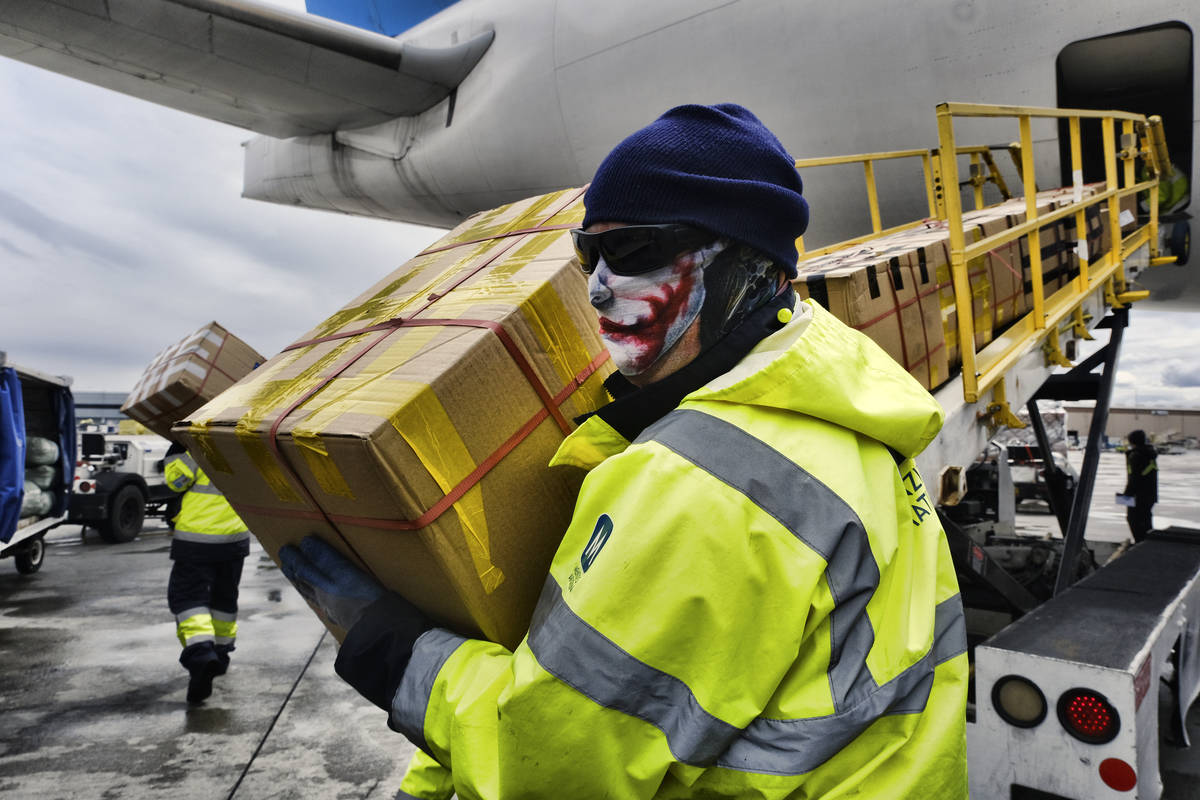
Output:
top-left (530, 576), bottom-right (739, 764)
top-left (189, 480), bottom-right (225, 497)
top-left (526, 578), bottom-right (965, 773)
top-left (175, 606), bottom-right (210, 624)
top-left (638, 409), bottom-right (882, 712)
top-left (391, 628), bottom-right (467, 752)
top-left (172, 529), bottom-right (250, 544)
top-left (721, 595), bottom-right (965, 774)
top-left (517, 408), bottom-right (965, 773)
top-left (165, 452), bottom-right (198, 470)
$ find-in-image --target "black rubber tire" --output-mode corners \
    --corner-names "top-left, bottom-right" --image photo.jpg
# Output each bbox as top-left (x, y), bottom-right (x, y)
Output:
top-left (1170, 220), bottom-right (1190, 267)
top-left (100, 485), bottom-right (145, 543)
top-left (14, 537), bottom-right (45, 574)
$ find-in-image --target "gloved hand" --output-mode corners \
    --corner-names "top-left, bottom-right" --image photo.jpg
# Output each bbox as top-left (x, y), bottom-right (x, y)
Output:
top-left (280, 535), bottom-right (432, 712)
top-left (278, 535), bottom-right (385, 630)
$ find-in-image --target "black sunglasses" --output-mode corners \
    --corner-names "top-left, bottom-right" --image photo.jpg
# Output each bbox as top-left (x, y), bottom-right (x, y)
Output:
top-left (571, 224), bottom-right (716, 276)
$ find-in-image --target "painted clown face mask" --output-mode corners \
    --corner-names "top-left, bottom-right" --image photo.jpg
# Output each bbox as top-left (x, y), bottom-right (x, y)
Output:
top-left (587, 242), bottom-right (725, 375)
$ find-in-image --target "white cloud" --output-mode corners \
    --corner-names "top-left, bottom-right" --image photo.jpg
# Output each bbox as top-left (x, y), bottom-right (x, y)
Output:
top-left (0, 59), bottom-right (441, 392)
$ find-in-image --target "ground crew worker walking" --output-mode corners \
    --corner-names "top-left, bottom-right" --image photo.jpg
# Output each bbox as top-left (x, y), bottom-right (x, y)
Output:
top-left (1123, 429), bottom-right (1159, 542)
top-left (279, 103), bottom-right (969, 798)
top-left (164, 443), bottom-right (251, 704)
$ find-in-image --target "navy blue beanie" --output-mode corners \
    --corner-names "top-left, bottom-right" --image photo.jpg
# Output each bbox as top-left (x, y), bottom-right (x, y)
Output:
top-left (582, 103), bottom-right (809, 278)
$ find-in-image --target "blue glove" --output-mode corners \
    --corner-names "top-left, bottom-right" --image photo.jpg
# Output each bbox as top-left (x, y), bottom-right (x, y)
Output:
top-left (278, 536), bottom-right (385, 630)
top-left (280, 535), bottom-right (432, 713)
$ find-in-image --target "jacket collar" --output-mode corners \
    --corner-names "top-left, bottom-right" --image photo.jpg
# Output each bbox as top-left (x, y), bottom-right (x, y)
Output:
top-left (551, 288), bottom-right (796, 470)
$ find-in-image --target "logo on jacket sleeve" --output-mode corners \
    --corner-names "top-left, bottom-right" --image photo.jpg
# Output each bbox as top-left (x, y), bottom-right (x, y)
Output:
top-left (581, 514), bottom-right (614, 572)
top-left (902, 468), bottom-right (934, 525)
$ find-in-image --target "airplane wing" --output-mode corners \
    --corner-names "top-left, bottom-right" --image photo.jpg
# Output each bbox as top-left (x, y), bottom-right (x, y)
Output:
top-left (0, 0), bottom-right (493, 138)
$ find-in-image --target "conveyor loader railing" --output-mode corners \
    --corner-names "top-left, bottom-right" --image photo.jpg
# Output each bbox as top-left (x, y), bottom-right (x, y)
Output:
top-left (793, 144), bottom-right (1015, 259)
top-left (934, 102), bottom-right (1169, 409)
top-left (792, 103), bottom-right (1172, 417)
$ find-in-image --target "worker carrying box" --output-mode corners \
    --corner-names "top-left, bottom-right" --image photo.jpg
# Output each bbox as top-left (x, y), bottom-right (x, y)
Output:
top-left (175, 189), bottom-right (613, 649)
top-left (189, 103), bottom-right (970, 799)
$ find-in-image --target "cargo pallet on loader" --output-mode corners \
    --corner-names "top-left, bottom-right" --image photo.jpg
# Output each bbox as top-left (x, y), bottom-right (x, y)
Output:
top-left (794, 102), bottom-right (1193, 799)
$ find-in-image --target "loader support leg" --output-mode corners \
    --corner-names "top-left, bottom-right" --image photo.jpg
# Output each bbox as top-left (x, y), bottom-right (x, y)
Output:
top-left (1025, 400), bottom-right (1073, 538)
top-left (1051, 308), bottom-right (1128, 595)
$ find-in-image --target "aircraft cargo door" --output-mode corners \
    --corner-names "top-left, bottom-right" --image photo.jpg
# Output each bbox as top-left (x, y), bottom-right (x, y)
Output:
top-left (1057, 22), bottom-right (1193, 214)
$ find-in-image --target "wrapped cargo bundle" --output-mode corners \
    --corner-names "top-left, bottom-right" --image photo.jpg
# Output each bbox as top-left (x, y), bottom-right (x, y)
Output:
top-left (25, 465), bottom-right (55, 490)
top-left (795, 186), bottom-right (1116, 391)
top-left (998, 402), bottom-right (1070, 455)
top-left (175, 188), bottom-right (614, 649)
top-left (20, 480), bottom-right (51, 518)
top-left (25, 436), bottom-right (59, 466)
top-left (122, 322), bottom-right (265, 441)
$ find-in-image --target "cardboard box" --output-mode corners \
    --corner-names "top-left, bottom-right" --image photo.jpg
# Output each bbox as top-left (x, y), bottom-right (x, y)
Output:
top-left (963, 193), bottom-right (1061, 322)
top-left (794, 236), bottom-right (951, 391)
top-left (122, 322), bottom-right (264, 441)
top-left (794, 187), bottom-right (1121, 391)
top-left (175, 188), bottom-right (615, 649)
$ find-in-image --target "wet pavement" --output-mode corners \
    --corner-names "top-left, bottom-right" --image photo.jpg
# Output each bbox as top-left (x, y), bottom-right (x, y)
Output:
top-left (0, 526), bottom-right (416, 799)
top-left (0, 451), bottom-right (1197, 799)
top-left (1014, 449), bottom-right (1200, 545)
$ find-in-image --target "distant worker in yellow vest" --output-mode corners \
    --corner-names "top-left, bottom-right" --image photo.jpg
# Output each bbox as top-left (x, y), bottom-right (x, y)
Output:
top-left (164, 443), bottom-right (251, 704)
top-left (279, 104), bottom-right (969, 798)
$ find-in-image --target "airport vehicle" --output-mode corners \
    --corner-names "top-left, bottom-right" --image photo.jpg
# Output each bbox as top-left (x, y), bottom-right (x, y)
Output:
top-left (1009, 445), bottom-right (1079, 507)
top-left (69, 432), bottom-right (178, 543)
top-left (0, 353), bottom-right (76, 575)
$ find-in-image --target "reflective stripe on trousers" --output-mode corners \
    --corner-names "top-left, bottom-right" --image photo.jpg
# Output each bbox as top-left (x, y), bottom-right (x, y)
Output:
top-left (175, 607), bottom-right (215, 649)
top-left (174, 607), bottom-right (238, 648)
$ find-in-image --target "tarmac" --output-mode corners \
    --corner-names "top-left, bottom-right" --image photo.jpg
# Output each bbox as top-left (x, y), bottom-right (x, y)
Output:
top-left (0, 527), bottom-right (417, 799)
top-left (0, 450), bottom-right (1197, 799)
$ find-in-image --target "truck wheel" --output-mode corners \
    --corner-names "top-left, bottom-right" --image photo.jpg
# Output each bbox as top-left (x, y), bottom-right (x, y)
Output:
top-left (14, 538), bottom-right (45, 574)
top-left (101, 485), bottom-right (145, 543)
top-left (1169, 220), bottom-right (1190, 267)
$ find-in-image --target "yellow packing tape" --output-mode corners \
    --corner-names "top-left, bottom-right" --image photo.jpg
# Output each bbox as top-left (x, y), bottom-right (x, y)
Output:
top-left (389, 380), bottom-right (505, 594)
top-left (286, 327), bottom-right (445, 503)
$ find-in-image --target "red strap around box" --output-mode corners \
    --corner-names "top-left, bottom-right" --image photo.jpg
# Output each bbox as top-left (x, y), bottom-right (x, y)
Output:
top-left (247, 188), bottom-right (598, 572)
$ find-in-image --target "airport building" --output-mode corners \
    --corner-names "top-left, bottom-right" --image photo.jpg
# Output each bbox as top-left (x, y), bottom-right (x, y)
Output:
top-left (73, 390), bottom-right (131, 432)
top-left (1063, 404), bottom-right (1200, 445)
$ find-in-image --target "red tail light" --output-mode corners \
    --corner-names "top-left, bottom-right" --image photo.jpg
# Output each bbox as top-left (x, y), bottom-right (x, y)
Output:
top-left (78, 481), bottom-right (93, 493)
top-left (1057, 688), bottom-right (1120, 744)
top-left (1099, 758), bottom-right (1137, 792)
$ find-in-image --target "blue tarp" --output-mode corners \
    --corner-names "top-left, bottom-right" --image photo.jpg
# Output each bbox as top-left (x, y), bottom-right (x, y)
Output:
top-left (306, 0), bottom-right (456, 36)
top-left (0, 368), bottom-right (27, 542)
top-left (49, 384), bottom-right (76, 517)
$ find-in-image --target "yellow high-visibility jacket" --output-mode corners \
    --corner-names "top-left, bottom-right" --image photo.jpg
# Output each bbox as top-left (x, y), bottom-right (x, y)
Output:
top-left (164, 452), bottom-right (249, 556)
top-left (390, 299), bottom-right (969, 799)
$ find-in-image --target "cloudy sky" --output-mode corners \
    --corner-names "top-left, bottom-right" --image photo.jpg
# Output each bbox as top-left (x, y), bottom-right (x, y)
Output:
top-left (0, 1), bottom-right (1197, 410)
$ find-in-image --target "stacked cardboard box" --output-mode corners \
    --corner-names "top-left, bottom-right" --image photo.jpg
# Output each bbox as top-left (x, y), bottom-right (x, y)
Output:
top-left (794, 185), bottom-right (1122, 391)
top-left (175, 188), bottom-right (614, 649)
top-left (122, 322), bottom-right (264, 441)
